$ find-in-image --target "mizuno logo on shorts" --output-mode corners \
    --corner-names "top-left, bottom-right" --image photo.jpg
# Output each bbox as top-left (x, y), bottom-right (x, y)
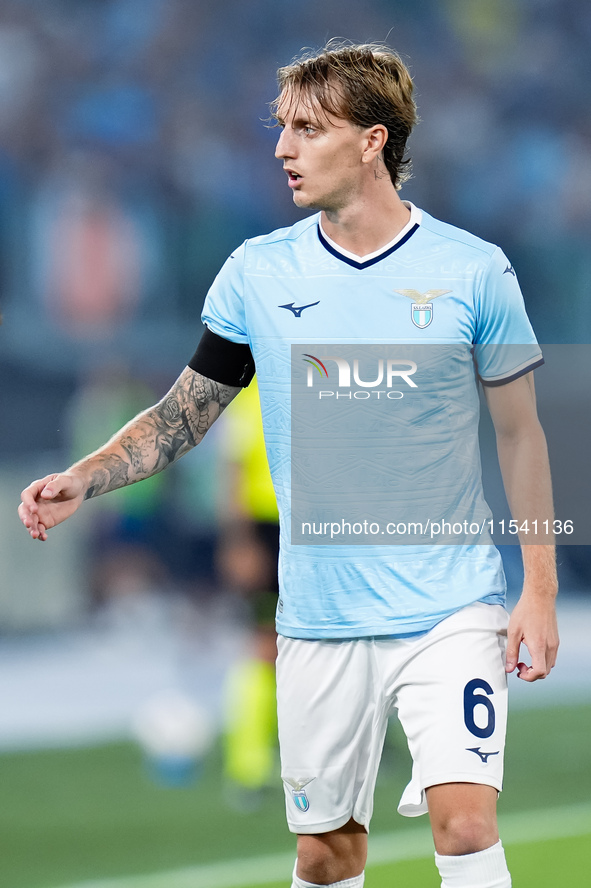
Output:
top-left (466, 747), bottom-right (500, 763)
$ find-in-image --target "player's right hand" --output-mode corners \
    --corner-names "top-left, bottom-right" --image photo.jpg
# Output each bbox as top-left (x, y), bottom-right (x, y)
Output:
top-left (18, 472), bottom-right (87, 541)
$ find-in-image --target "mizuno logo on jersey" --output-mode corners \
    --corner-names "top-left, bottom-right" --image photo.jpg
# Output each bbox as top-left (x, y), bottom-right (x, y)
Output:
top-left (279, 301), bottom-right (320, 317)
top-left (466, 747), bottom-right (500, 763)
top-left (503, 264), bottom-right (516, 276)
top-left (394, 289), bottom-right (452, 329)
top-left (283, 776), bottom-right (316, 812)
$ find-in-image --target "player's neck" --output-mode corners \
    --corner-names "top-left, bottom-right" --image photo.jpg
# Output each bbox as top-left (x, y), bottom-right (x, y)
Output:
top-left (320, 189), bottom-right (411, 259)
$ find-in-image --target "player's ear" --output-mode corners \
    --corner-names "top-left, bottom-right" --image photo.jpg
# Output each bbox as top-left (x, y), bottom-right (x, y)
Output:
top-left (361, 124), bottom-right (388, 164)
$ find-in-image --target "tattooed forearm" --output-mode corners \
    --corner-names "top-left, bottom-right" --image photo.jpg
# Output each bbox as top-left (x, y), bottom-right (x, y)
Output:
top-left (83, 455), bottom-right (132, 500)
top-left (176, 371), bottom-right (238, 441)
top-left (81, 368), bottom-right (240, 500)
top-left (147, 371), bottom-right (239, 471)
top-left (120, 434), bottom-right (153, 476)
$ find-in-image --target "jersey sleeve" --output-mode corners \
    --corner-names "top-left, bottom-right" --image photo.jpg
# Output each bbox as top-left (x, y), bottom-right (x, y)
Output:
top-left (201, 241), bottom-right (249, 345)
top-left (473, 247), bottom-right (543, 386)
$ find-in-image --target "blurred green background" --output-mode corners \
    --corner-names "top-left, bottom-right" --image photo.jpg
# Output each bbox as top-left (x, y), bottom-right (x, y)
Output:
top-left (2, 703), bottom-right (590, 887)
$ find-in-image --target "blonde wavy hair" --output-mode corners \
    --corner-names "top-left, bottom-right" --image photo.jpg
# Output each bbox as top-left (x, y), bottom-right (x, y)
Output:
top-left (271, 40), bottom-right (418, 190)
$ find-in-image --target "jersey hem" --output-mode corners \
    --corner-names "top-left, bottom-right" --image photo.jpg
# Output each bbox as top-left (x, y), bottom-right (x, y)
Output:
top-left (202, 321), bottom-right (249, 347)
top-left (275, 595), bottom-right (506, 640)
top-left (397, 773), bottom-right (503, 818)
top-left (480, 356), bottom-right (544, 386)
top-left (286, 810), bottom-right (357, 835)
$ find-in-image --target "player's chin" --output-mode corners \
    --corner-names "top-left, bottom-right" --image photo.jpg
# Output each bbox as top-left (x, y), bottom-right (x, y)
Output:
top-left (291, 190), bottom-right (311, 208)
top-left (291, 188), bottom-right (323, 210)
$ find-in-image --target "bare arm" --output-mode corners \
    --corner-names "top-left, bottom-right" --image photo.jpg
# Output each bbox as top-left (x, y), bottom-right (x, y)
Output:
top-left (484, 372), bottom-right (559, 682)
top-left (81, 367), bottom-right (239, 497)
top-left (19, 367), bottom-right (241, 540)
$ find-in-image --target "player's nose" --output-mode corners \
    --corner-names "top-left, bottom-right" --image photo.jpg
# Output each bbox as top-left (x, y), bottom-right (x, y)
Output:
top-left (275, 127), bottom-right (296, 160)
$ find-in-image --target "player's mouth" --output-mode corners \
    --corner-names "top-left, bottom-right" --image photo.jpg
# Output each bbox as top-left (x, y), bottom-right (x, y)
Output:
top-left (285, 169), bottom-right (302, 188)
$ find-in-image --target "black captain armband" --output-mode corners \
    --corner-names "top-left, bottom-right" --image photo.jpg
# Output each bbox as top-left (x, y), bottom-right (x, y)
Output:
top-left (188, 327), bottom-right (255, 387)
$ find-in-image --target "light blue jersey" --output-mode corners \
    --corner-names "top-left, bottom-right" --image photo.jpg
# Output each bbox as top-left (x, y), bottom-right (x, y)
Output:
top-left (202, 204), bottom-right (542, 638)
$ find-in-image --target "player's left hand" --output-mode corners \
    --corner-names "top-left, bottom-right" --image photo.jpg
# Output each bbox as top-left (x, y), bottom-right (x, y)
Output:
top-left (505, 593), bottom-right (559, 681)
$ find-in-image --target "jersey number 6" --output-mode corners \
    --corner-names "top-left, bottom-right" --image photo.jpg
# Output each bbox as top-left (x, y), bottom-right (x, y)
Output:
top-left (463, 678), bottom-right (495, 739)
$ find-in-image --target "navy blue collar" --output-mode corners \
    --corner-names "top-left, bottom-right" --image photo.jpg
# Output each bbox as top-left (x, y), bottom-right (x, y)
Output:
top-left (317, 222), bottom-right (420, 269)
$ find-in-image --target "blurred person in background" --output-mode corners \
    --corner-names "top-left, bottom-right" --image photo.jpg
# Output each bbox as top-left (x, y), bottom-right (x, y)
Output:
top-left (38, 155), bottom-right (143, 338)
top-left (19, 39), bottom-right (559, 888)
top-left (66, 360), bottom-right (170, 621)
top-left (216, 376), bottom-right (279, 809)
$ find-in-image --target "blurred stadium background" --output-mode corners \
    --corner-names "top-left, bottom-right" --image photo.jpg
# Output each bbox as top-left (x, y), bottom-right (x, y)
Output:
top-left (0, 1), bottom-right (589, 886)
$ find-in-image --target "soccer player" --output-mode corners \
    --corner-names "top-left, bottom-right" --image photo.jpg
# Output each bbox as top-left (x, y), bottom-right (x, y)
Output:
top-left (19, 42), bottom-right (558, 888)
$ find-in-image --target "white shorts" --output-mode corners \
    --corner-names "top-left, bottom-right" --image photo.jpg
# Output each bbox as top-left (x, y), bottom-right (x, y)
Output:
top-left (277, 602), bottom-right (509, 834)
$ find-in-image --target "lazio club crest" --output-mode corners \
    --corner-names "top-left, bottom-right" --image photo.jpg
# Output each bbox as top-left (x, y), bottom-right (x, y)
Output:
top-left (394, 289), bottom-right (452, 329)
top-left (412, 302), bottom-right (433, 328)
top-left (283, 776), bottom-right (316, 812)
